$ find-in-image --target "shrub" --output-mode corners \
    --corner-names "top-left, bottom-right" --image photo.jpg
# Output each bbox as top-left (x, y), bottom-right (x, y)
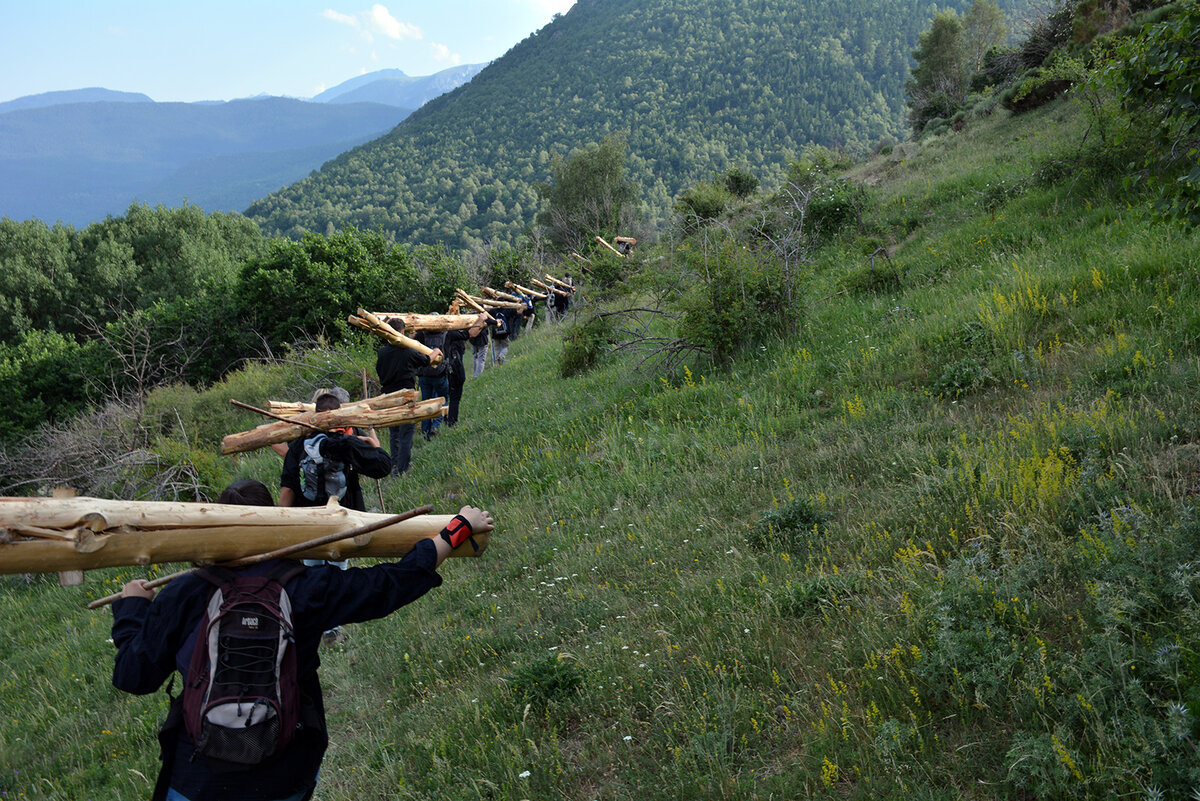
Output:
top-left (505, 655), bottom-right (585, 710)
top-left (560, 315), bottom-right (615, 377)
top-left (677, 237), bottom-right (788, 363)
top-left (748, 496), bottom-right (828, 550)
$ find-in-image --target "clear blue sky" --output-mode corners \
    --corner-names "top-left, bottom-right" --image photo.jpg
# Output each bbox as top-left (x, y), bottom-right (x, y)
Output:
top-left (0, 1), bottom-right (576, 104)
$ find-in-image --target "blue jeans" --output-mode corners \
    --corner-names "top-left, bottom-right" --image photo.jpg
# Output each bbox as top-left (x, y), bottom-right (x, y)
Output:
top-left (389, 422), bottom-right (415, 474)
top-left (418, 374), bottom-right (449, 437)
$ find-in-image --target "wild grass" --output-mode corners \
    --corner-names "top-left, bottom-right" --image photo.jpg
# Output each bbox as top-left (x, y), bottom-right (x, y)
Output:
top-left (4, 96), bottom-right (1200, 799)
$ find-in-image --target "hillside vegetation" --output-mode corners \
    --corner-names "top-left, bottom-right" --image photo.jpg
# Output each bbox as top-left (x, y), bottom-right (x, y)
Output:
top-left (246, 0), bottom-right (1028, 250)
top-left (3, 2), bottom-right (1200, 798)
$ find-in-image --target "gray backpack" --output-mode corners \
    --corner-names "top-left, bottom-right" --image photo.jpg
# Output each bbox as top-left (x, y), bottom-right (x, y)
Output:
top-left (299, 434), bottom-right (347, 503)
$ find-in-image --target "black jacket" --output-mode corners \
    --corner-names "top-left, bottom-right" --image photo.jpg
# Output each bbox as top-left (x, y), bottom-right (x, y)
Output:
top-left (280, 431), bottom-right (390, 512)
top-left (111, 543), bottom-right (443, 800)
top-left (415, 330), bottom-right (448, 377)
top-left (376, 344), bottom-right (430, 393)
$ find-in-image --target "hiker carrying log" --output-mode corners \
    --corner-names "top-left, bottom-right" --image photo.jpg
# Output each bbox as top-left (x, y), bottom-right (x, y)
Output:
top-left (376, 318), bottom-right (444, 475)
top-left (278, 393), bottom-right (391, 512)
top-left (110, 478), bottom-right (494, 801)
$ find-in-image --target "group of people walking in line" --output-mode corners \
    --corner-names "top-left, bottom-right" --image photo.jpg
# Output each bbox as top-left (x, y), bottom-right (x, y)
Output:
top-left (106, 273), bottom-right (577, 800)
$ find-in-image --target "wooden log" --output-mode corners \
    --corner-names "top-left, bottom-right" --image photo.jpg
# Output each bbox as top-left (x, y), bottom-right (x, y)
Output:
top-left (595, 235), bottom-right (626, 258)
top-left (614, 236), bottom-right (638, 246)
top-left (480, 286), bottom-right (522, 303)
top-left (0, 496), bottom-right (487, 575)
top-left (570, 251), bottom-right (592, 264)
top-left (463, 293), bottom-right (524, 310)
top-left (532, 279), bottom-right (569, 298)
top-left (365, 312), bottom-right (488, 332)
top-left (87, 504), bottom-right (434, 609)
top-left (220, 397), bottom-right (447, 455)
top-left (453, 290), bottom-right (498, 323)
top-left (267, 389), bottom-right (420, 417)
top-left (348, 309), bottom-right (439, 362)
top-left (504, 281), bottom-right (548, 300)
top-left (544, 274), bottom-right (575, 292)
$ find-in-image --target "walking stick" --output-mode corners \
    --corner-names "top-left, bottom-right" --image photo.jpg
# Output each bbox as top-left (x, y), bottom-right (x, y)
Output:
top-left (87, 504), bottom-right (433, 609)
top-left (362, 369), bottom-right (387, 513)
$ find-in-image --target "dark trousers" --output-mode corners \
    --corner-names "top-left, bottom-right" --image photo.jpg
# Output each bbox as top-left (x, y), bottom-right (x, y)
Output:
top-left (389, 423), bottom-right (415, 475)
top-left (447, 362), bottom-right (465, 426)
top-left (418, 375), bottom-right (450, 437)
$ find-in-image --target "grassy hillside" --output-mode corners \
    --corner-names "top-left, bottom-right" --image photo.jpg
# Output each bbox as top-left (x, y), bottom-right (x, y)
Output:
top-left (4, 90), bottom-right (1200, 801)
top-left (246, 0), bottom-right (1028, 250)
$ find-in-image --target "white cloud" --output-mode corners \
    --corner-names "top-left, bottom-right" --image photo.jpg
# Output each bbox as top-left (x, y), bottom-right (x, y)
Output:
top-left (323, 5), bottom-right (420, 43)
top-left (321, 9), bottom-right (359, 28)
top-left (367, 4), bottom-right (421, 41)
top-left (430, 42), bottom-right (461, 64)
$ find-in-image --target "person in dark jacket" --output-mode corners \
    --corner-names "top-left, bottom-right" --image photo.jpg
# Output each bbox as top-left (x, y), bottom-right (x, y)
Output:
top-left (415, 322), bottom-right (449, 440)
top-left (443, 315), bottom-right (486, 427)
top-left (375, 320), bottom-right (443, 475)
top-left (111, 479), bottom-right (494, 801)
top-left (278, 394), bottom-right (391, 511)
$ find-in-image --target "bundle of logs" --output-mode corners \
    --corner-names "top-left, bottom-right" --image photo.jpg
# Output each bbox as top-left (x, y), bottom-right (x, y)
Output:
top-left (220, 388), bottom-right (445, 455)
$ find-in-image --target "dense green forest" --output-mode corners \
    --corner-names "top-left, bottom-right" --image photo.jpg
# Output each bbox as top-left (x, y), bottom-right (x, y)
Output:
top-left (245, 0), bottom-right (1028, 250)
top-left (4, 1), bottom-right (1200, 798)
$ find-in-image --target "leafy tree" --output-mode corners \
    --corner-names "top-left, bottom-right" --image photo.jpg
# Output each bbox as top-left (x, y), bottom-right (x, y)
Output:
top-left (537, 133), bottom-right (639, 253)
top-left (962, 0), bottom-right (1008, 72)
top-left (907, 11), bottom-right (969, 133)
top-left (235, 227), bottom-right (420, 351)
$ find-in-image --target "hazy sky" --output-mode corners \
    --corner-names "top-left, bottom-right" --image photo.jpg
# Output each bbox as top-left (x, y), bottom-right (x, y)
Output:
top-left (0, 1), bottom-right (577, 104)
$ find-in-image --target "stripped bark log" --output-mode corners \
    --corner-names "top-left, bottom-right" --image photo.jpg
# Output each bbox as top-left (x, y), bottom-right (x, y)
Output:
top-left (595, 235), bottom-right (626, 258)
top-left (267, 389), bottom-right (420, 417)
top-left (347, 309), bottom-right (439, 362)
top-left (460, 292), bottom-right (524, 310)
top-left (480, 286), bottom-right (522, 303)
top-left (504, 281), bottom-right (547, 299)
top-left (453, 289), bottom-right (498, 322)
top-left (221, 396), bottom-right (446, 455)
top-left (0, 496), bottom-right (486, 575)
top-left (365, 312), bottom-right (488, 332)
top-left (544, 274), bottom-right (575, 292)
top-left (532, 279), bottom-right (569, 298)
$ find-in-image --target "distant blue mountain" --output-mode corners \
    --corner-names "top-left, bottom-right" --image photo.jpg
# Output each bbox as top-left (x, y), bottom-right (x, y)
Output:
top-left (0, 66), bottom-right (482, 226)
top-left (0, 87), bottom-right (153, 115)
top-left (312, 64), bottom-right (487, 108)
top-left (0, 98), bottom-right (407, 225)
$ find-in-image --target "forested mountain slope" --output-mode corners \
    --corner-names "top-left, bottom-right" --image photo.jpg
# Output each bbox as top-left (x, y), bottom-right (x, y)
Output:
top-left (246, 0), bottom-right (1025, 250)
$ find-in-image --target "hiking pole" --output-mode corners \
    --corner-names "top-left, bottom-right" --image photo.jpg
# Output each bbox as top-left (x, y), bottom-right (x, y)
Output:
top-left (86, 504), bottom-right (433, 609)
top-left (362, 369), bottom-right (387, 514)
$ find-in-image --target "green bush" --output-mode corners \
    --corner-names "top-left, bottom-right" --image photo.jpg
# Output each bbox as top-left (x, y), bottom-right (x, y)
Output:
top-left (505, 655), bottom-right (585, 710)
top-left (560, 315), bottom-right (615, 377)
top-left (748, 496), bottom-right (828, 550)
top-left (677, 238), bottom-right (788, 363)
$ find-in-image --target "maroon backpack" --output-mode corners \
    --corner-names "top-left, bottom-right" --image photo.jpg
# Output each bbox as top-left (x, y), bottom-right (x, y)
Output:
top-left (181, 561), bottom-right (306, 769)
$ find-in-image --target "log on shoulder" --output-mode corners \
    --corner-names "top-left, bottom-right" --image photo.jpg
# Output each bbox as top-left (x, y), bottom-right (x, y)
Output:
top-left (532, 279), bottom-right (569, 297)
top-left (505, 281), bottom-right (548, 300)
top-left (221, 396), bottom-right (446, 455)
top-left (367, 312), bottom-right (488, 332)
top-left (480, 286), bottom-right (522, 303)
top-left (0, 496), bottom-right (487, 575)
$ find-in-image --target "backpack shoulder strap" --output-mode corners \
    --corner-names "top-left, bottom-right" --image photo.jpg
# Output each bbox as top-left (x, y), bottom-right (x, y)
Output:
top-left (195, 565), bottom-right (238, 589)
top-left (267, 559), bottom-right (307, 587)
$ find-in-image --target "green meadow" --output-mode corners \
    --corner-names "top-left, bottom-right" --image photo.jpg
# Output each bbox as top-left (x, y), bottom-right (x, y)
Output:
top-left (4, 95), bottom-right (1200, 800)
